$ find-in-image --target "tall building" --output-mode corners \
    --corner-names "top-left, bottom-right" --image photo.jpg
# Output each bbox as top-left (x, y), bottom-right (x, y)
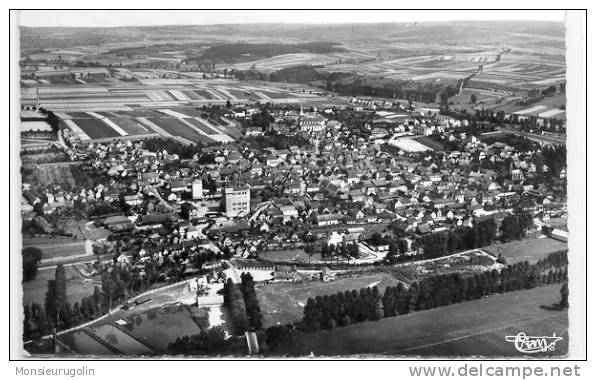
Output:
top-left (223, 186), bottom-right (250, 216)
top-left (192, 180), bottom-right (203, 200)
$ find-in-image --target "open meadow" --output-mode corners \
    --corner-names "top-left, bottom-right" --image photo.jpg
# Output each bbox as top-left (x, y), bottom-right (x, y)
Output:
top-left (22, 236), bottom-right (86, 259)
top-left (22, 264), bottom-right (99, 307)
top-left (485, 237), bottom-right (568, 264)
top-left (290, 285), bottom-right (567, 357)
top-left (256, 272), bottom-right (401, 328)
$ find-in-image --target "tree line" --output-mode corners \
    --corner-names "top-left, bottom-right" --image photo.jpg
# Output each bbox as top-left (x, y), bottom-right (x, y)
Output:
top-left (168, 326), bottom-right (227, 355)
top-left (240, 273), bottom-right (263, 331)
top-left (223, 279), bottom-right (250, 335)
top-left (303, 286), bottom-right (384, 332)
top-left (413, 218), bottom-right (498, 260)
top-left (298, 250), bottom-right (568, 333)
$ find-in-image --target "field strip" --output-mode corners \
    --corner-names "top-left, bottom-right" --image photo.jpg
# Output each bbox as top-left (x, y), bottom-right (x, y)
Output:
top-left (132, 119), bottom-right (148, 132)
top-left (174, 117), bottom-right (215, 138)
top-left (157, 109), bottom-right (192, 119)
top-left (168, 90), bottom-right (191, 101)
top-left (513, 105), bottom-right (547, 115)
top-left (137, 117), bottom-right (173, 137)
top-left (63, 119), bottom-right (91, 141)
top-left (170, 135), bottom-right (195, 145)
top-left (190, 117), bottom-right (222, 134)
top-left (215, 87), bottom-right (236, 100)
top-left (205, 89), bottom-right (225, 100)
top-left (210, 134), bottom-right (235, 143)
top-left (100, 118), bottom-right (129, 136)
top-left (538, 109), bottom-right (565, 118)
top-left (86, 112), bottom-right (128, 136)
top-left (395, 313), bottom-right (565, 354)
top-left (255, 91), bottom-right (272, 101)
top-left (54, 112), bottom-right (72, 119)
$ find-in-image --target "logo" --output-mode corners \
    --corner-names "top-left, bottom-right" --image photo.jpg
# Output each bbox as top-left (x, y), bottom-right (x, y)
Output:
top-left (505, 332), bottom-right (563, 354)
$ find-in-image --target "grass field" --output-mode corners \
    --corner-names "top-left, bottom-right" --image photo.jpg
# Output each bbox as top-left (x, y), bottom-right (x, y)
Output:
top-left (491, 93), bottom-right (566, 115)
top-left (256, 272), bottom-right (401, 328)
top-left (291, 285), bottom-right (567, 357)
top-left (258, 248), bottom-right (312, 263)
top-left (22, 265), bottom-right (98, 307)
top-left (485, 238), bottom-right (567, 264)
top-left (117, 304), bottom-right (203, 351)
top-left (412, 136), bottom-right (445, 151)
top-left (23, 237), bottom-right (86, 259)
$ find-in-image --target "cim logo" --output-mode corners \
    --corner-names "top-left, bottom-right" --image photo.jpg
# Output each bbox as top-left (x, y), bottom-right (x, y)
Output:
top-left (505, 332), bottom-right (563, 354)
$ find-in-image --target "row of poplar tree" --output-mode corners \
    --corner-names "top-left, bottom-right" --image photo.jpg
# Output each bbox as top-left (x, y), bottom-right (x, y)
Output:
top-left (302, 250), bottom-right (568, 332)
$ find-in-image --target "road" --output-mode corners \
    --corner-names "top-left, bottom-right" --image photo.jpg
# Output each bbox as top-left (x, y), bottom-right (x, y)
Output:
top-left (146, 185), bottom-right (175, 211)
top-left (222, 260), bottom-right (241, 283)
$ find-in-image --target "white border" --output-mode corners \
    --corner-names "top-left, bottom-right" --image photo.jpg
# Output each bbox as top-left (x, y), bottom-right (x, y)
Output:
top-left (3, 4), bottom-right (592, 379)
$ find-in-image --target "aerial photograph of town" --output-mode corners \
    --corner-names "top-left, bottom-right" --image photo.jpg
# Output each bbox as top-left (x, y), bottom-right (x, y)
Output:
top-left (15, 10), bottom-right (575, 359)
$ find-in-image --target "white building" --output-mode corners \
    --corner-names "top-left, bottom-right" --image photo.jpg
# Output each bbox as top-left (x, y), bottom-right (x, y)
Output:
top-left (223, 186), bottom-right (251, 216)
top-left (192, 180), bottom-right (203, 200)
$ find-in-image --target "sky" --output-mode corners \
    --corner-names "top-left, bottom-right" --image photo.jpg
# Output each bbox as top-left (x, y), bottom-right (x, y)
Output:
top-left (17, 10), bottom-right (565, 28)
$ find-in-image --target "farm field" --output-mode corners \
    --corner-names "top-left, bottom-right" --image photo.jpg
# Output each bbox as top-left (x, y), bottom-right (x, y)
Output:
top-left (485, 237), bottom-right (568, 264)
top-left (450, 88), bottom-right (509, 113)
top-left (22, 236), bottom-right (86, 259)
top-left (116, 304), bottom-right (203, 351)
top-left (35, 165), bottom-right (75, 188)
top-left (21, 79), bottom-right (331, 111)
top-left (90, 324), bottom-right (153, 355)
top-left (109, 117), bottom-right (153, 135)
top-left (144, 117), bottom-right (215, 144)
top-left (220, 51), bottom-right (376, 72)
top-left (490, 93), bottom-right (566, 116)
top-left (71, 118), bottom-right (121, 139)
top-left (290, 285), bottom-right (567, 357)
top-left (22, 264), bottom-right (98, 307)
top-left (256, 272), bottom-right (401, 328)
top-left (59, 330), bottom-right (116, 355)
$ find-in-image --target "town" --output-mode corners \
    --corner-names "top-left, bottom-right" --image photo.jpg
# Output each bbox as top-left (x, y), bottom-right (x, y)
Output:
top-left (18, 18), bottom-right (570, 357)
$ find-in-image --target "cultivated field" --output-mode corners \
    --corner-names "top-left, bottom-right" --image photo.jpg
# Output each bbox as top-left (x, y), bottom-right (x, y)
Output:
top-left (22, 236), bottom-right (86, 259)
top-left (21, 79), bottom-right (331, 111)
top-left (291, 285), bottom-right (567, 357)
top-left (485, 238), bottom-right (568, 264)
top-left (491, 93), bottom-right (566, 116)
top-left (35, 165), bottom-right (75, 188)
top-left (220, 51), bottom-right (375, 72)
top-left (256, 272), bottom-right (401, 328)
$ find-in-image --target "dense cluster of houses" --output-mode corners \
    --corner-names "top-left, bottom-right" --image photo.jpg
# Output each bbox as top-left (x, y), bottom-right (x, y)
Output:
top-left (21, 103), bottom-right (567, 267)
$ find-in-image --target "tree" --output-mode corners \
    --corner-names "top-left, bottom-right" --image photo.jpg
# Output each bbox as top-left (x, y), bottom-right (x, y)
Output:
top-left (54, 265), bottom-right (67, 325)
top-left (471, 93), bottom-right (477, 104)
top-left (304, 244), bottom-right (315, 265)
top-left (560, 283), bottom-right (569, 308)
top-left (23, 247), bottom-right (42, 282)
top-left (226, 99), bottom-right (232, 109)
